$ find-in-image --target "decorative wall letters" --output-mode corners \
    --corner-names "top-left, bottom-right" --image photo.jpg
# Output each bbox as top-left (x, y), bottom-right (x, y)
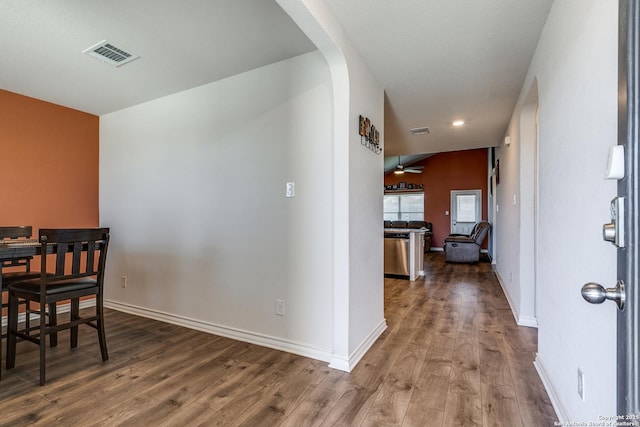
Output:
top-left (359, 115), bottom-right (381, 154)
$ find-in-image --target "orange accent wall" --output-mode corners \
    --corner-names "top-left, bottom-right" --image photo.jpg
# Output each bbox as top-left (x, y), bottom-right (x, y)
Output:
top-left (385, 149), bottom-right (488, 248)
top-left (0, 89), bottom-right (99, 230)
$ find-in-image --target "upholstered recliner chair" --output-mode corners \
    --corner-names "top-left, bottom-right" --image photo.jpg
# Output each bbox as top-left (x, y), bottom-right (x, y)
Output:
top-left (444, 221), bottom-right (490, 263)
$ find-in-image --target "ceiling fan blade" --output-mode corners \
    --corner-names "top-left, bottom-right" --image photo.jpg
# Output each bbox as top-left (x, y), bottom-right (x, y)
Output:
top-left (404, 165), bottom-right (424, 172)
top-left (405, 169), bottom-right (422, 173)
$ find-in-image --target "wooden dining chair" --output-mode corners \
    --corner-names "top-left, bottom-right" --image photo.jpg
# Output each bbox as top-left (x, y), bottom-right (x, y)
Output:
top-left (6, 228), bottom-right (110, 385)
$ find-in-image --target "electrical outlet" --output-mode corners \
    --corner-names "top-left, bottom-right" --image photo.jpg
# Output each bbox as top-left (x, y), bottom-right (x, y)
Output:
top-left (276, 299), bottom-right (285, 316)
top-left (578, 368), bottom-right (585, 401)
top-left (120, 276), bottom-right (127, 288)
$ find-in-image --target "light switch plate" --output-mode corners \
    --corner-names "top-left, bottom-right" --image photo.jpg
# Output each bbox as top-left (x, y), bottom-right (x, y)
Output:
top-left (285, 182), bottom-right (295, 198)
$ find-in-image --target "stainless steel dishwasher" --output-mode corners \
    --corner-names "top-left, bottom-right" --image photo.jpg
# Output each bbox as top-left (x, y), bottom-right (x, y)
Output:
top-left (384, 231), bottom-right (410, 276)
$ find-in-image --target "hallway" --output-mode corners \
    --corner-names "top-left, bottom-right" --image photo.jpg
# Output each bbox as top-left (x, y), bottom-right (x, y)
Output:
top-left (368, 252), bottom-right (557, 425)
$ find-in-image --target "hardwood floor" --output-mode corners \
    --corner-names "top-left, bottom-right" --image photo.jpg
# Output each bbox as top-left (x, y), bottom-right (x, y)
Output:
top-left (0, 252), bottom-right (556, 426)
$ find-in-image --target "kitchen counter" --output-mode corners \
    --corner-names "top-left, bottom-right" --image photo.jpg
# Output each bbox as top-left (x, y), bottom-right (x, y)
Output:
top-left (384, 228), bottom-right (425, 280)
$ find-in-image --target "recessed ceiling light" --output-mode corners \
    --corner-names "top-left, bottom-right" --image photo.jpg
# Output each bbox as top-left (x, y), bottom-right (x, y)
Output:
top-left (452, 120), bottom-right (465, 127)
top-left (409, 126), bottom-right (430, 135)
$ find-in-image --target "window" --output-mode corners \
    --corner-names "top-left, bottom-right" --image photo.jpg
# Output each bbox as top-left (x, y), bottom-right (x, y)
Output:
top-left (383, 193), bottom-right (424, 221)
top-left (455, 194), bottom-right (477, 222)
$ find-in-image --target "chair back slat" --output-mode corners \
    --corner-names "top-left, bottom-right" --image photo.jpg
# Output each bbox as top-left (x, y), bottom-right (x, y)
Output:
top-left (54, 243), bottom-right (67, 276)
top-left (86, 241), bottom-right (96, 274)
top-left (71, 242), bottom-right (83, 275)
top-left (39, 228), bottom-right (110, 282)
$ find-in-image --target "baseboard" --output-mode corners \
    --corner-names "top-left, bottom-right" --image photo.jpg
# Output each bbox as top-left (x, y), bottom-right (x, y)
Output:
top-left (493, 268), bottom-right (538, 328)
top-left (534, 353), bottom-right (566, 422)
top-left (104, 299), bottom-right (333, 365)
top-left (1, 299), bottom-right (96, 328)
top-left (329, 318), bottom-right (387, 372)
top-left (517, 315), bottom-right (538, 328)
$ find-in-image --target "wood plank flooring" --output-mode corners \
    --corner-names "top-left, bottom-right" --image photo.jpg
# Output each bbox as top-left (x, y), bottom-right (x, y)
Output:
top-left (0, 253), bottom-right (557, 426)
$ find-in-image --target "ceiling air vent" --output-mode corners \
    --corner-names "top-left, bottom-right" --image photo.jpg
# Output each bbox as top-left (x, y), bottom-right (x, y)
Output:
top-left (409, 126), bottom-right (430, 135)
top-left (82, 40), bottom-right (139, 67)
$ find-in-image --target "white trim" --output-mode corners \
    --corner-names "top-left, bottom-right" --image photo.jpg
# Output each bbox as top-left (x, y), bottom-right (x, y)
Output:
top-left (1, 298), bottom-right (96, 327)
top-left (517, 315), bottom-right (538, 328)
top-left (493, 268), bottom-right (538, 328)
top-left (328, 355), bottom-right (350, 371)
top-left (329, 318), bottom-right (387, 372)
top-left (104, 300), bottom-right (333, 364)
top-left (534, 353), bottom-right (568, 422)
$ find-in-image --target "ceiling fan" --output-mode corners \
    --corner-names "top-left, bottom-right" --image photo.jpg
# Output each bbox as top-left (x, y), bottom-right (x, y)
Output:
top-left (394, 157), bottom-right (424, 174)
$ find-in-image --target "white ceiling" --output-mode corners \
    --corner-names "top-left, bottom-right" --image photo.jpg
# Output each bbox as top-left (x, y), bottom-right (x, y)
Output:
top-left (326, 0), bottom-right (553, 157)
top-left (0, 0), bottom-right (553, 158)
top-left (0, 0), bottom-right (316, 116)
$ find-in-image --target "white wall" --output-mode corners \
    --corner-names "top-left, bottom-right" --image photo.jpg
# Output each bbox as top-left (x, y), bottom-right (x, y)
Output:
top-left (277, 0), bottom-right (386, 370)
top-left (497, 0), bottom-right (618, 421)
top-left (346, 46), bottom-right (385, 361)
top-left (100, 51), bottom-right (337, 360)
top-left (496, 109), bottom-right (522, 321)
top-left (496, 81), bottom-right (539, 327)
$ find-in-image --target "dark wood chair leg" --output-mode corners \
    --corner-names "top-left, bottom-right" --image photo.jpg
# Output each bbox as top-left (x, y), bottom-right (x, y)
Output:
top-left (6, 292), bottom-right (19, 370)
top-left (39, 304), bottom-right (47, 386)
top-left (96, 298), bottom-right (108, 361)
top-left (48, 303), bottom-right (57, 348)
top-left (39, 337), bottom-right (46, 386)
top-left (70, 298), bottom-right (79, 349)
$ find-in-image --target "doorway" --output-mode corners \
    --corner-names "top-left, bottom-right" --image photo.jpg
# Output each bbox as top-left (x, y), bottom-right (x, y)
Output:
top-left (519, 80), bottom-right (539, 326)
top-left (450, 189), bottom-right (482, 235)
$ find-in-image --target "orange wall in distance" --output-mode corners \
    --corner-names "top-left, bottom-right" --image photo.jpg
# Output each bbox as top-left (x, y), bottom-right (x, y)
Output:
top-left (0, 89), bottom-right (99, 232)
top-left (385, 149), bottom-right (488, 248)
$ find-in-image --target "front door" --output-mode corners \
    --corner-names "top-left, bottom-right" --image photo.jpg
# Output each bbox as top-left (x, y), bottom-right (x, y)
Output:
top-left (582, 0), bottom-right (639, 415)
top-left (450, 190), bottom-right (481, 235)
top-left (616, 0), bottom-right (639, 415)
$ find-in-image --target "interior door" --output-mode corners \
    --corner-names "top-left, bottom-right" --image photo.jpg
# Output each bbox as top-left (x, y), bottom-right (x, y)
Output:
top-left (450, 190), bottom-right (481, 235)
top-left (617, 0), bottom-right (639, 415)
top-left (582, 0), bottom-right (639, 416)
